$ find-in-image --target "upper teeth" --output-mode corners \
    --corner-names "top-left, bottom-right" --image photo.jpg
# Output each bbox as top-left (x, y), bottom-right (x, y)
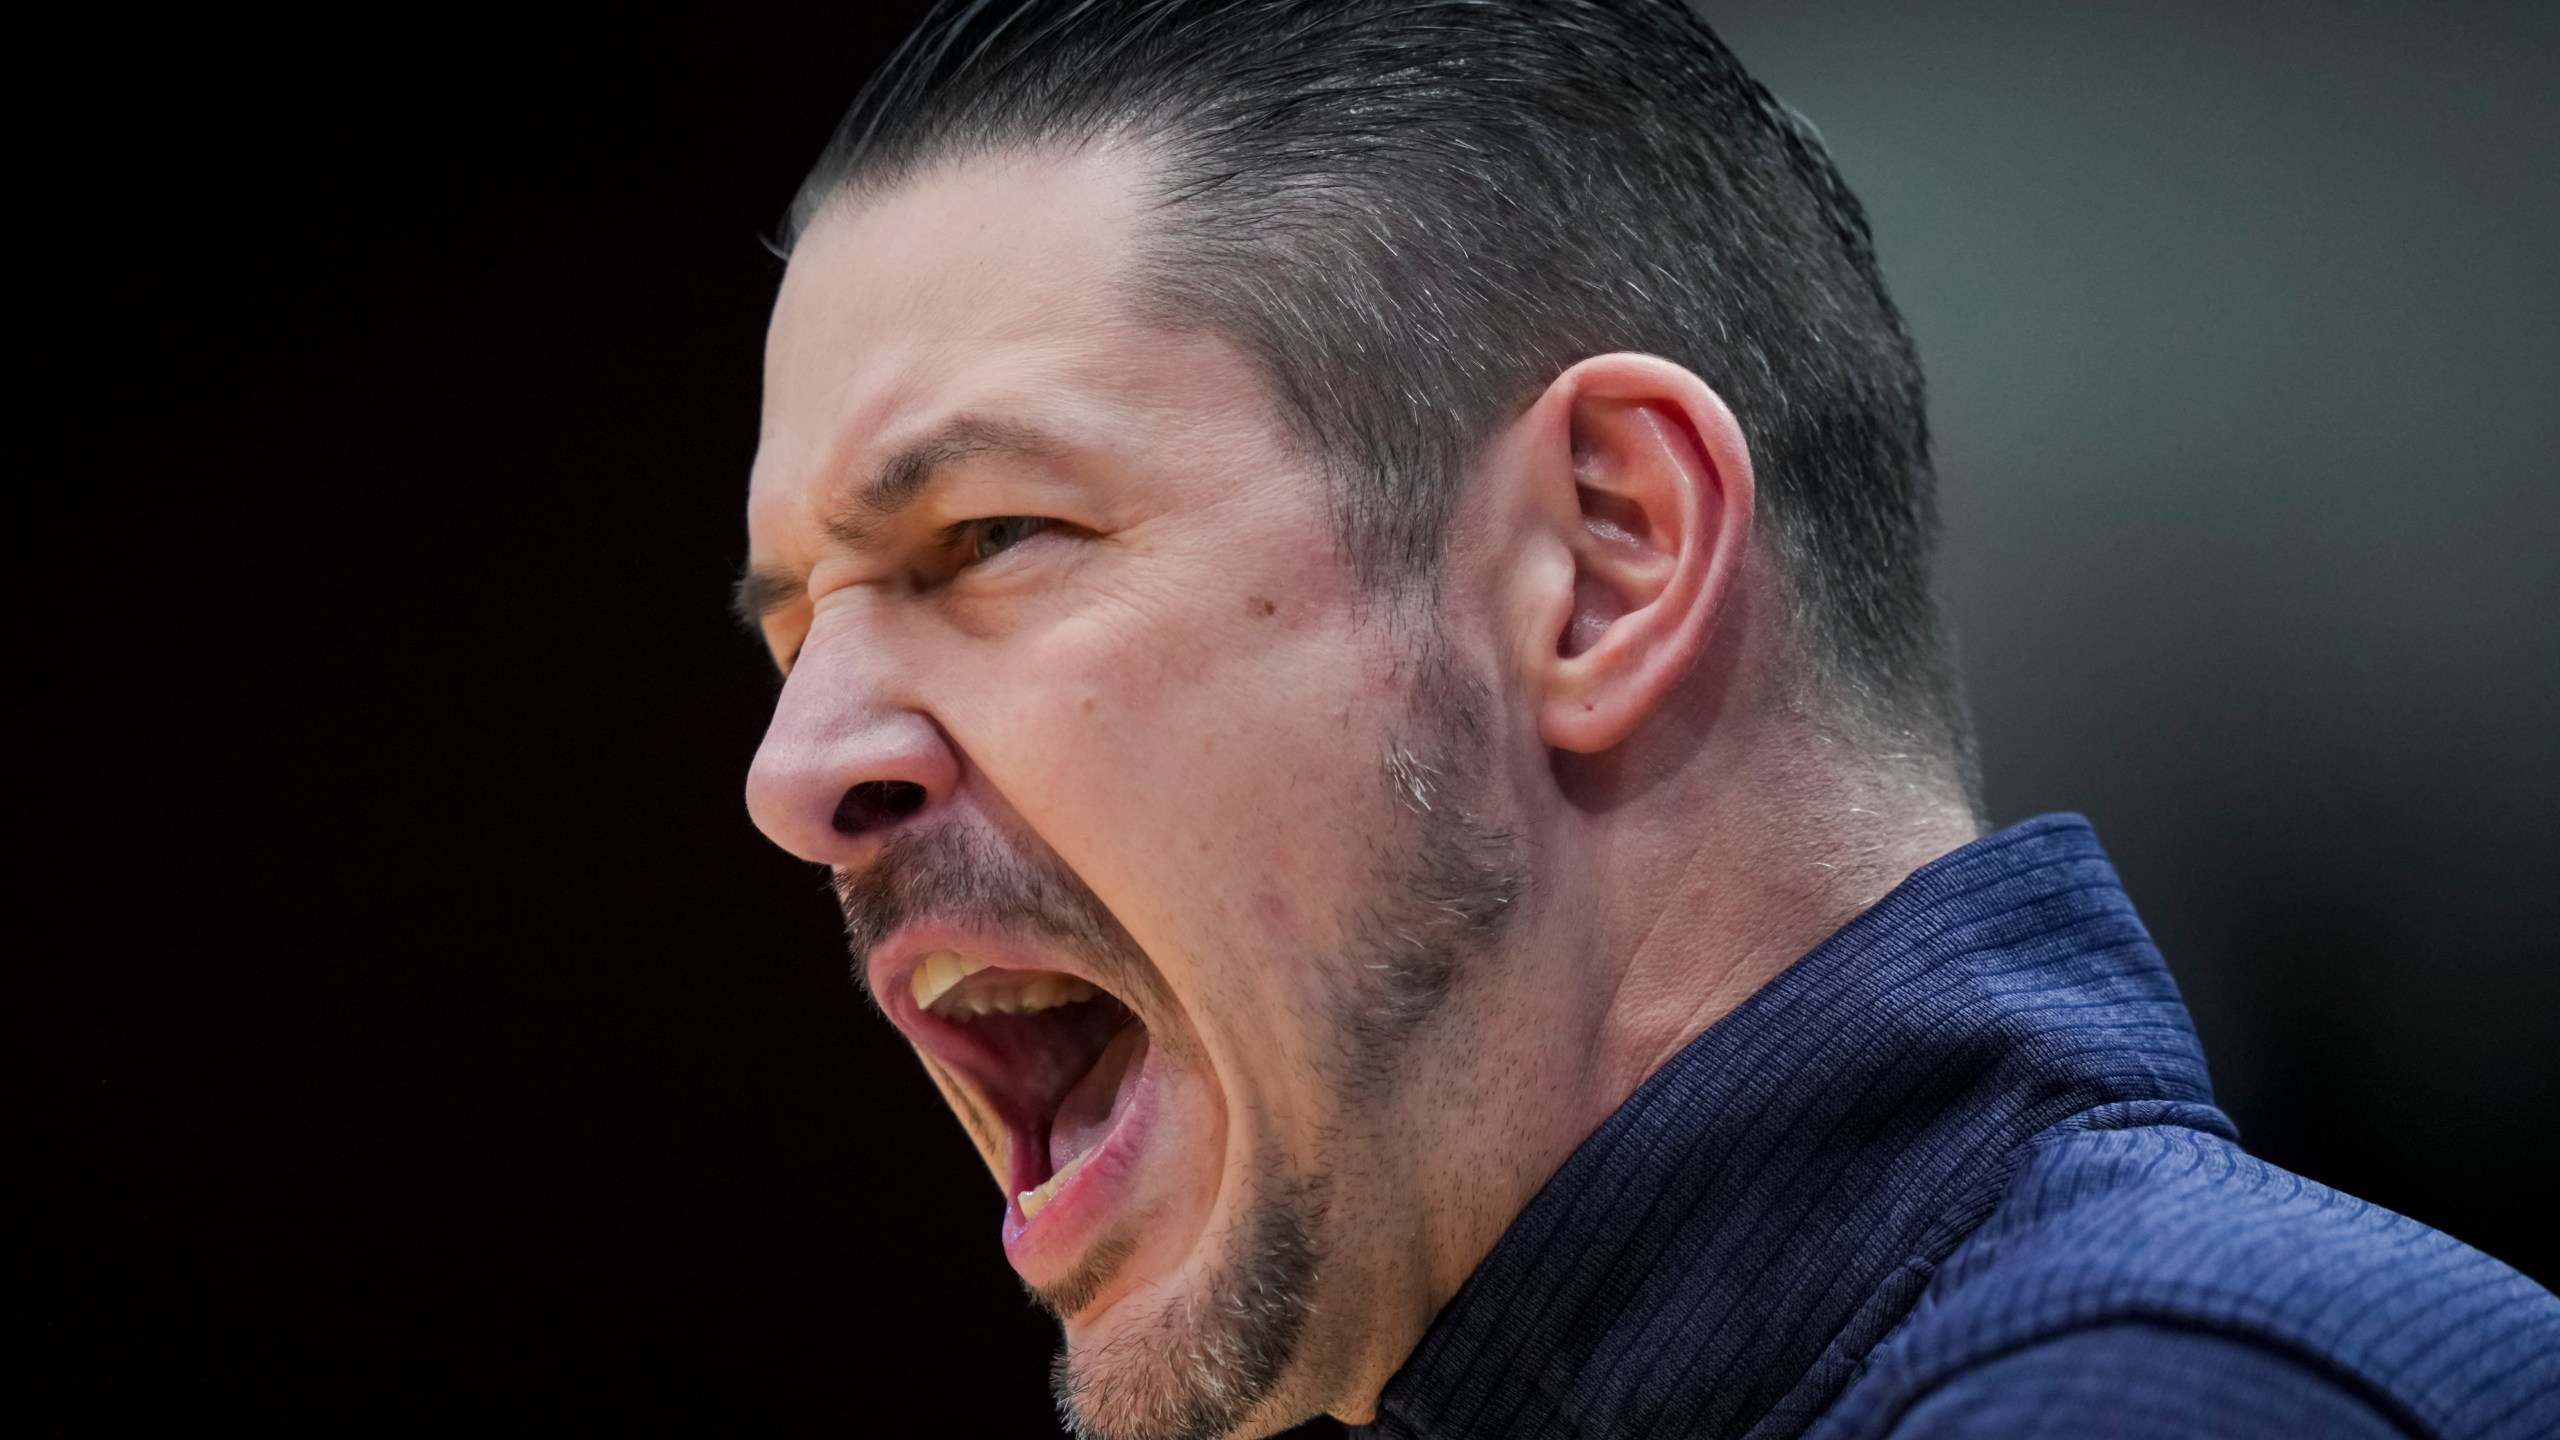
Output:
top-left (910, 950), bottom-right (990, 1010)
top-left (909, 950), bottom-right (1099, 1018)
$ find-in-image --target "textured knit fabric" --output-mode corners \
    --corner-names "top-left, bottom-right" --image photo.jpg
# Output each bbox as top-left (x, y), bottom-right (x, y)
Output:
top-left (1353, 815), bottom-right (2559, 1440)
top-left (1889, 1324), bottom-right (2406, 1439)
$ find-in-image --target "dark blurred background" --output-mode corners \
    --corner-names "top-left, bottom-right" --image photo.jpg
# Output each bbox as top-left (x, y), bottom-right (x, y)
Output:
top-left (27, 1), bottom-right (2554, 1432)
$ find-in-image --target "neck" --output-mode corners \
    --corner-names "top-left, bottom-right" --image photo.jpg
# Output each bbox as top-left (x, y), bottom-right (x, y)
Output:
top-left (1574, 698), bottom-right (1982, 1119)
top-left (1424, 632), bottom-right (1978, 1338)
top-left (1322, 629), bottom-right (1977, 1427)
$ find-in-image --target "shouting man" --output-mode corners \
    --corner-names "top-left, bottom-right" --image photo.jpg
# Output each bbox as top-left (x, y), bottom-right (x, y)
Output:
top-left (734, 3), bottom-right (2559, 1437)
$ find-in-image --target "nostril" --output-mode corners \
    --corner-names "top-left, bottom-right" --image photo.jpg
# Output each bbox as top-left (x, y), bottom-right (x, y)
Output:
top-left (834, 780), bottom-right (927, 837)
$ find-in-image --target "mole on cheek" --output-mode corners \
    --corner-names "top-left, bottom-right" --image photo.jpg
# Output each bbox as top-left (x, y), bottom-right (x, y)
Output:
top-left (1248, 595), bottom-right (1277, 618)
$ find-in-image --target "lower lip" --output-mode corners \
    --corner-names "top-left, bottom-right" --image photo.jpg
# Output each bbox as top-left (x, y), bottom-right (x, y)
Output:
top-left (1000, 1041), bottom-right (1160, 1277)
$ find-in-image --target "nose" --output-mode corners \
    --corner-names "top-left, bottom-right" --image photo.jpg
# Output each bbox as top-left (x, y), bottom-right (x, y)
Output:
top-left (745, 637), bottom-right (960, 866)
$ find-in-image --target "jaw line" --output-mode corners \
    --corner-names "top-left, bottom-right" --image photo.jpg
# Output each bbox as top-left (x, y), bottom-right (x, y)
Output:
top-left (1049, 1139), bottom-right (1330, 1440)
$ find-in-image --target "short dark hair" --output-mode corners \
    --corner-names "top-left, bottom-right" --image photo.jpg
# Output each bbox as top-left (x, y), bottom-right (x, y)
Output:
top-left (790, 0), bottom-right (1972, 774)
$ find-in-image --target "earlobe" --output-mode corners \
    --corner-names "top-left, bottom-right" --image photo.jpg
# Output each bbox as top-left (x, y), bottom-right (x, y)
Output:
top-left (1528, 356), bottom-right (1753, 755)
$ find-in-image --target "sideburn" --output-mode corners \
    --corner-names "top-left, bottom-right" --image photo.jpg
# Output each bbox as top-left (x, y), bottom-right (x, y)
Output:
top-left (1337, 632), bottom-right (1530, 1093)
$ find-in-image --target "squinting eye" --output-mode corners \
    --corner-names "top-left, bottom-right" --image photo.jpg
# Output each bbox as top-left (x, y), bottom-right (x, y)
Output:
top-left (963, 515), bottom-right (1054, 562)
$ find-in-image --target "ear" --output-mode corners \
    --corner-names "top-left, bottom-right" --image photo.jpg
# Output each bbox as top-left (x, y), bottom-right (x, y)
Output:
top-left (1504, 353), bottom-right (1754, 754)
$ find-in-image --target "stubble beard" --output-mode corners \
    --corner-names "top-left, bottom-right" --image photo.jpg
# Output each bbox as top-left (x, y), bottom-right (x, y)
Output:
top-left (1047, 1161), bottom-right (1325, 1440)
top-left (839, 640), bottom-right (1522, 1440)
top-left (1050, 638), bottom-right (1524, 1440)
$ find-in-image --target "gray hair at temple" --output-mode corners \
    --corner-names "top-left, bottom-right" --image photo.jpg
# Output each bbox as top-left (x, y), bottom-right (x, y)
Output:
top-left (787, 0), bottom-right (1974, 787)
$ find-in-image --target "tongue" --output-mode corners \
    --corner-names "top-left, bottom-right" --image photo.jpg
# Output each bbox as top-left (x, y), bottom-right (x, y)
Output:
top-left (1049, 1023), bottom-right (1147, 1176)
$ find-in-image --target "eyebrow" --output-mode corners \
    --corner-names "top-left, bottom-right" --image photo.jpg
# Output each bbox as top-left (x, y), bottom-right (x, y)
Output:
top-left (730, 414), bottom-right (1065, 630)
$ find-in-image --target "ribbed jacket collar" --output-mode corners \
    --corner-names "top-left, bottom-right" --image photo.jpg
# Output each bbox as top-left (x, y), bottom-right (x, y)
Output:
top-left (1358, 815), bottom-right (2232, 1440)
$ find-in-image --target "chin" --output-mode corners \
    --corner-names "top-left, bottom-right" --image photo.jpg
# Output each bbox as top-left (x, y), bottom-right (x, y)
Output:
top-left (1046, 1166), bottom-right (1326, 1440)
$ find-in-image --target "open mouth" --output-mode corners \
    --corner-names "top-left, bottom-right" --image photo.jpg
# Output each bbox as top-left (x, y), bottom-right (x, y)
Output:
top-left (903, 949), bottom-right (1149, 1222)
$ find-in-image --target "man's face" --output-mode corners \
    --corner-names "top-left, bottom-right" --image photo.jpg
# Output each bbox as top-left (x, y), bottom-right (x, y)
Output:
top-left (743, 148), bottom-right (1521, 1437)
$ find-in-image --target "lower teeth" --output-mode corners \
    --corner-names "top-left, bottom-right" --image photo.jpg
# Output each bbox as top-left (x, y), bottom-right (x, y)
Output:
top-left (1018, 1149), bottom-right (1089, 1221)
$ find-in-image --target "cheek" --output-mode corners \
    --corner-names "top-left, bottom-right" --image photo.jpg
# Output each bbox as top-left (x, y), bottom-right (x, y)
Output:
top-left (977, 605), bottom-right (1397, 992)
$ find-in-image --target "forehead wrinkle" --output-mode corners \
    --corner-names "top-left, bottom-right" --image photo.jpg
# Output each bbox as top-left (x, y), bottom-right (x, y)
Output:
top-left (821, 413), bottom-right (1068, 549)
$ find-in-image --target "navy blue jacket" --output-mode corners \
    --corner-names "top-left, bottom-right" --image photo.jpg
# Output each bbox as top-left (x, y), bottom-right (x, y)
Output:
top-left (1356, 816), bottom-right (2558, 1439)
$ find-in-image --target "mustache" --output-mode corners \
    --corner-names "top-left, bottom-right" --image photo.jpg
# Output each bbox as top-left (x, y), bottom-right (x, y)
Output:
top-left (832, 821), bottom-right (1149, 1006)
